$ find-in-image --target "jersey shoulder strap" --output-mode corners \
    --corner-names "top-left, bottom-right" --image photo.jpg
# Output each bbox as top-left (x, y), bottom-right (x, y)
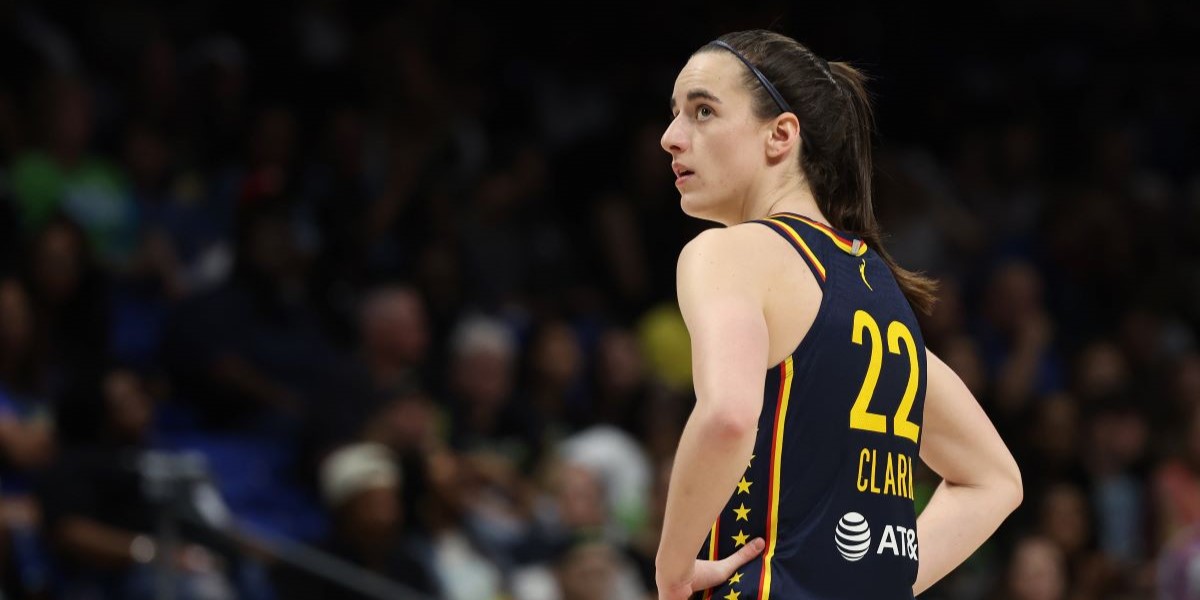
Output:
top-left (751, 213), bottom-right (869, 287)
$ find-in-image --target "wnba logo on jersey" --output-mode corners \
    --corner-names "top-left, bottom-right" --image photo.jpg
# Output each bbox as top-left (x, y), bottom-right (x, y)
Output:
top-left (834, 512), bottom-right (871, 561)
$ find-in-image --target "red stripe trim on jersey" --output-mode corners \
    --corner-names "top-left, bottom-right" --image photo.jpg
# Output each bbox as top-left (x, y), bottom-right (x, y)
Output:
top-left (762, 219), bottom-right (827, 281)
top-left (703, 519), bottom-right (719, 600)
top-left (769, 212), bottom-right (868, 257)
top-left (759, 356), bottom-right (794, 600)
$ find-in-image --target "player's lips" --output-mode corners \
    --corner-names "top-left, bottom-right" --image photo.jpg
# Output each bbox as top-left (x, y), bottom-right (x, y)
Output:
top-left (672, 162), bottom-right (694, 186)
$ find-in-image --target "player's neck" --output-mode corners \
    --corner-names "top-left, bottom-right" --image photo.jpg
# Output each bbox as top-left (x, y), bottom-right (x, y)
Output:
top-left (743, 184), bottom-right (827, 226)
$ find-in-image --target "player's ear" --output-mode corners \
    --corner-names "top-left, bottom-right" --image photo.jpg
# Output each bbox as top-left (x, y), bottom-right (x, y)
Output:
top-left (765, 113), bottom-right (801, 160)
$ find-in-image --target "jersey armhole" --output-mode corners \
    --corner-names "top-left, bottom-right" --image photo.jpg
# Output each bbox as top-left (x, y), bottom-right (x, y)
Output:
top-left (752, 219), bottom-right (827, 288)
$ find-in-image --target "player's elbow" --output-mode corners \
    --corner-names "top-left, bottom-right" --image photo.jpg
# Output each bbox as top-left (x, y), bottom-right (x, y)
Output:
top-left (1002, 460), bottom-right (1023, 514)
top-left (985, 453), bottom-right (1023, 516)
top-left (698, 406), bottom-right (758, 441)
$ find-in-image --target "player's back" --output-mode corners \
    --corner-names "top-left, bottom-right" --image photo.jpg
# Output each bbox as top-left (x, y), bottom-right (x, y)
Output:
top-left (698, 213), bottom-right (926, 600)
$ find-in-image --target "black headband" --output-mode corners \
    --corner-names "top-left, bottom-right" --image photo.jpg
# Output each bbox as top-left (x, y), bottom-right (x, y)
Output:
top-left (707, 40), bottom-right (793, 115)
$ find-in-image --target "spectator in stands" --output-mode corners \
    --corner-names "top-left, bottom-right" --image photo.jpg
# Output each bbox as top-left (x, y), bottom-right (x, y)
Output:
top-left (160, 200), bottom-right (358, 432)
top-left (590, 327), bottom-right (651, 438)
top-left (1002, 535), bottom-right (1067, 600)
top-left (520, 318), bottom-right (588, 440)
top-left (360, 285), bottom-right (432, 396)
top-left (446, 315), bottom-right (543, 473)
top-left (1153, 401), bottom-right (1200, 550)
top-left (421, 450), bottom-right (505, 599)
top-left (1082, 396), bottom-right (1149, 567)
top-left (39, 366), bottom-right (271, 600)
top-left (23, 216), bottom-right (110, 397)
top-left (9, 75), bottom-right (138, 268)
top-left (976, 261), bottom-right (1065, 412)
top-left (274, 441), bottom-right (439, 599)
top-left (555, 539), bottom-right (647, 600)
top-left (510, 461), bottom-right (649, 600)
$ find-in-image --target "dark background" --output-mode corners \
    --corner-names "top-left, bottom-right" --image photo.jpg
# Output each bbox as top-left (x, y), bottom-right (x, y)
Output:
top-left (0, 1), bottom-right (1198, 598)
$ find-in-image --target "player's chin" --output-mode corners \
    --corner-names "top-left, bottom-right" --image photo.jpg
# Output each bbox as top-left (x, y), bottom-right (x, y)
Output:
top-left (679, 192), bottom-right (714, 219)
top-left (680, 195), bottom-right (730, 225)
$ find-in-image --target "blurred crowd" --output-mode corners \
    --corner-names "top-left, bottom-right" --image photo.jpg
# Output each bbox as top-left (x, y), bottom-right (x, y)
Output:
top-left (0, 1), bottom-right (1198, 599)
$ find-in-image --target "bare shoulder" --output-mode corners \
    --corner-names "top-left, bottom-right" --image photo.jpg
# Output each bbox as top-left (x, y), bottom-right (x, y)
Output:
top-left (677, 222), bottom-right (784, 275)
top-left (676, 222), bottom-right (789, 304)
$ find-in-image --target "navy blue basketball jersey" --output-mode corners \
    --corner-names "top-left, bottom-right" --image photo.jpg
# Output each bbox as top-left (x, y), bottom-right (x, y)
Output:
top-left (697, 213), bottom-right (927, 600)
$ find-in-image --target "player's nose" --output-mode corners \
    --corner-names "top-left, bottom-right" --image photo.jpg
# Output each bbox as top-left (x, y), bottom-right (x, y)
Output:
top-left (660, 117), bottom-right (689, 155)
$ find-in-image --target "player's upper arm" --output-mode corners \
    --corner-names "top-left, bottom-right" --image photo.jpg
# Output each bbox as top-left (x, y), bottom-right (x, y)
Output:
top-left (676, 228), bottom-right (771, 432)
top-left (920, 350), bottom-right (1022, 498)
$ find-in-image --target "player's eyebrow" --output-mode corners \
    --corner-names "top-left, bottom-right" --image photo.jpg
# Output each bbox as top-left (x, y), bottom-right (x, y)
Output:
top-left (669, 88), bottom-right (723, 110)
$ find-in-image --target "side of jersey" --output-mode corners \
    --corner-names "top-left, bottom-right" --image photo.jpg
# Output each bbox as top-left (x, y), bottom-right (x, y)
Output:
top-left (697, 214), bottom-right (927, 600)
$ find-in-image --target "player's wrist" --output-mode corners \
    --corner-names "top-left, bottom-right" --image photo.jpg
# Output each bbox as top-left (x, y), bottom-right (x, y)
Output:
top-left (656, 578), bottom-right (694, 600)
top-left (654, 552), bottom-right (694, 590)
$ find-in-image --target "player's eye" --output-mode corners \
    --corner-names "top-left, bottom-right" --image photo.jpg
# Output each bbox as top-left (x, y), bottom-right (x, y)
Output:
top-left (696, 105), bottom-right (714, 119)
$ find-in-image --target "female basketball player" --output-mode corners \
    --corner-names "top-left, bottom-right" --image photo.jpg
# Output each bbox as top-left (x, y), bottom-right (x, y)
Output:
top-left (654, 30), bottom-right (1022, 599)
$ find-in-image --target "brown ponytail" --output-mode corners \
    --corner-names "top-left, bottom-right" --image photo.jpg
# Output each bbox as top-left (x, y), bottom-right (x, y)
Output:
top-left (700, 31), bottom-right (938, 314)
top-left (825, 61), bottom-right (938, 315)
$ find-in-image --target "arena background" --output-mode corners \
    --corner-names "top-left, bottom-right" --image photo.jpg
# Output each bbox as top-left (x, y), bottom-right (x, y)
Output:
top-left (0, 0), bottom-right (1198, 598)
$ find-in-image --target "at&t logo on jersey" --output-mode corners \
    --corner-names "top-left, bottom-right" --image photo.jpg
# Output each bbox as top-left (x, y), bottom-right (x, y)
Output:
top-left (834, 512), bottom-right (871, 561)
top-left (835, 512), bottom-right (919, 562)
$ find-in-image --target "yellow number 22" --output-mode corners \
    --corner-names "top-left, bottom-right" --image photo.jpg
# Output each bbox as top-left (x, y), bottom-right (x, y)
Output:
top-left (849, 310), bottom-right (921, 443)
